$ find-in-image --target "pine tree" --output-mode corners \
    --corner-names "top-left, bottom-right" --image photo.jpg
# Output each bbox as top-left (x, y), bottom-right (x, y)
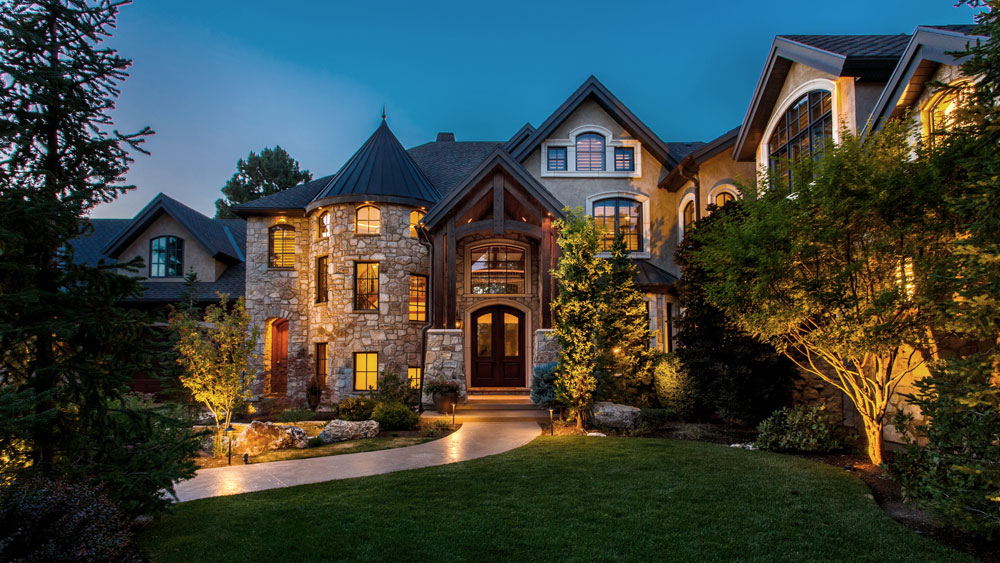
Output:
top-left (214, 146), bottom-right (312, 218)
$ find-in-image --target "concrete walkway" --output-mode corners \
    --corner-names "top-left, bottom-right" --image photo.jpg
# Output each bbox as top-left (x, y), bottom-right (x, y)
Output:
top-left (173, 421), bottom-right (540, 502)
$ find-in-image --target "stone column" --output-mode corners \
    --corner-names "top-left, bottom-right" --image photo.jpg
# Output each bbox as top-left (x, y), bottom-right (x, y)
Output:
top-left (533, 329), bottom-right (559, 372)
top-left (422, 328), bottom-right (465, 406)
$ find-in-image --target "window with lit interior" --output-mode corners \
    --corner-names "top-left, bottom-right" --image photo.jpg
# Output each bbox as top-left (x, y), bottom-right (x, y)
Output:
top-left (317, 211), bottom-right (330, 239)
top-left (768, 90), bottom-right (832, 188)
top-left (354, 352), bottom-right (378, 391)
top-left (409, 274), bottom-right (427, 321)
top-left (409, 209), bottom-right (425, 238)
top-left (469, 244), bottom-right (525, 294)
top-left (268, 225), bottom-right (295, 268)
top-left (593, 198), bottom-right (641, 252)
top-left (407, 367), bottom-right (421, 389)
top-left (150, 236), bottom-right (183, 277)
top-left (355, 261), bottom-right (379, 310)
top-left (355, 205), bottom-right (381, 235)
top-left (576, 132), bottom-right (605, 171)
top-left (925, 83), bottom-right (970, 147)
top-left (715, 191), bottom-right (735, 208)
top-left (614, 147), bottom-right (634, 172)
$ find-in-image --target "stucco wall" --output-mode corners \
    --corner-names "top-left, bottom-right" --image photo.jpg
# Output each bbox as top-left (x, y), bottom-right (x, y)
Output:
top-left (118, 213), bottom-right (222, 282)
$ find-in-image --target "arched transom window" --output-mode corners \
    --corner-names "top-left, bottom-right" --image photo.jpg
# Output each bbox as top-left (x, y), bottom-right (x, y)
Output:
top-left (150, 235), bottom-right (183, 277)
top-left (768, 90), bottom-right (832, 187)
top-left (593, 198), bottom-right (642, 252)
top-left (409, 209), bottom-right (425, 238)
top-left (269, 224), bottom-right (295, 268)
top-left (715, 191), bottom-right (735, 208)
top-left (576, 132), bottom-right (606, 172)
top-left (469, 244), bottom-right (526, 294)
top-left (355, 205), bottom-right (381, 235)
top-left (925, 83), bottom-right (971, 145)
top-left (316, 210), bottom-right (330, 239)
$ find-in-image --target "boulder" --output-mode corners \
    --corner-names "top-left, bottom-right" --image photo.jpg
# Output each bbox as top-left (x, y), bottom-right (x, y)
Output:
top-left (592, 402), bottom-right (641, 429)
top-left (232, 421), bottom-right (309, 456)
top-left (319, 419), bottom-right (380, 444)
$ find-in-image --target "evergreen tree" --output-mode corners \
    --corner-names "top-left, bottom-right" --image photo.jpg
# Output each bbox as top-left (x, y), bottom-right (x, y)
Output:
top-left (214, 146), bottom-right (312, 218)
top-left (0, 0), bottom-right (198, 513)
top-left (552, 208), bottom-right (608, 430)
top-left (597, 231), bottom-right (657, 406)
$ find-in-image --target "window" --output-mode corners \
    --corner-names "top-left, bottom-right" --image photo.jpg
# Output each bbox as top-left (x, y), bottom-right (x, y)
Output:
top-left (269, 224), bottom-right (295, 268)
top-left (317, 211), bottom-right (330, 239)
top-left (926, 83), bottom-right (971, 146)
top-left (576, 132), bottom-right (605, 171)
top-left (355, 205), bottom-right (381, 235)
top-left (316, 256), bottom-right (328, 303)
top-left (409, 274), bottom-right (427, 321)
top-left (354, 352), bottom-right (378, 391)
top-left (682, 201), bottom-right (696, 232)
top-left (547, 147), bottom-right (567, 171)
top-left (407, 367), bottom-right (421, 389)
top-left (409, 209), bottom-right (425, 238)
top-left (665, 303), bottom-right (673, 353)
top-left (614, 147), bottom-right (634, 172)
top-left (315, 343), bottom-right (327, 385)
top-left (149, 236), bottom-right (183, 277)
top-left (768, 90), bottom-right (832, 188)
top-left (593, 198), bottom-right (642, 252)
top-left (715, 191), bottom-right (735, 208)
top-left (469, 244), bottom-right (526, 294)
top-left (354, 261), bottom-right (379, 310)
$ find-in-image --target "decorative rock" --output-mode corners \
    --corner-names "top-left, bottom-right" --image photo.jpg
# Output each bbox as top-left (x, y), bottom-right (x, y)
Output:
top-left (232, 421), bottom-right (309, 456)
top-left (592, 401), bottom-right (641, 429)
top-left (319, 419), bottom-right (380, 444)
top-left (586, 432), bottom-right (607, 437)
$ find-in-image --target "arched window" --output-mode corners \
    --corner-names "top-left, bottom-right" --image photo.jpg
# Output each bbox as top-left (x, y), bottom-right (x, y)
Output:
top-left (469, 244), bottom-right (526, 294)
top-left (355, 205), bottom-right (381, 235)
top-left (768, 90), bottom-right (832, 188)
top-left (715, 191), bottom-right (735, 208)
top-left (576, 133), bottom-right (606, 171)
top-left (682, 201), bottom-right (695, 232)
top-left (925, 83), bottom-right (971, 146)
top-left (150, 235), bottom-right (183, 277)
top-left (409, 209), bottom-right (425, 238)
top-left (593, 198), bottom-right (642, 252)
top-left (316, 211), bottom-right (330, 239)
top-left (269, 224), bottom-right (295, 268)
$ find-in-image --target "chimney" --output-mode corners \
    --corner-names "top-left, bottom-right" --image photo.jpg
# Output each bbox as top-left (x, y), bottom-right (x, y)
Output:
top-left (436, 132), bottom-right (455, 142)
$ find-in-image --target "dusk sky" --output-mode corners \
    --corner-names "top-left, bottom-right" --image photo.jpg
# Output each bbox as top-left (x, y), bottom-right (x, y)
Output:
top-left (95, 0), bottom-right (977, 219)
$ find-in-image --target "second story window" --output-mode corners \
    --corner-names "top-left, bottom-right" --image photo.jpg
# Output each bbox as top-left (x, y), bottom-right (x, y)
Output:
top-left (547, 147), bottom-right (567, 171)
top-left (409, 209), bottom-right (425, 238)
top-left (715, 191), bottom-right (735, 208)
top-left (768, 90), bottom-right (832, 188)
top-left (469, 244), bottom-right (526, 294)
top-left (614, 147), bottom-right (634, 172)
top-left (409, 274), bottom-right (427, 321)
top-left (269, 224), bottom-right (295, 268)
top-left (355, 261), bottom-right (379, 310)
top-left (356, 205), bottom-right (381, 235)
top-left (317, 211), bottom-right (330, 239)
top-left (316, 256), bottom-right (328, 303)
top-left (593, 198), bottom-right (642, 252)
top-left (682, 201), bottom-right (696, 235)
top-left (150, 235), bottom-right (183, 277)
top-left (576, 133), bottom-right (606, 171)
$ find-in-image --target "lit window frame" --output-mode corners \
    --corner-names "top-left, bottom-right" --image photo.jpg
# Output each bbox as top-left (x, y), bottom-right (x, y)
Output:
top-left (268, 224), bottom-right (295, 269)
top-left (355, 204), bottom-right (381, 235)
top-left (766, 89), bottom-right (833, 189)
top-left (409, 274), bottom-right (427, 322)
top-left (409, 209), bottom-right (425, 238)
top-left (354, 261), bottom-right (380, 311)
top-left (467, 243), bottom-right (528, 295)
top-left (576, 132), bottom-right (606, 172)
top-left (353, 352), bottom-right (378, 391)
top-left (593, 197), bottom-right (643, 252)
top-left (317, 210), bottom-right (330, 239)
top-left (407, 367), bottom-right (422, 389)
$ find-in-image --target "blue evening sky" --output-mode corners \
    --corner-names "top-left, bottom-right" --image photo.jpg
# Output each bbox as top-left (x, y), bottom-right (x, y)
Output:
top-left (94, 0), bottom-right (977, 218)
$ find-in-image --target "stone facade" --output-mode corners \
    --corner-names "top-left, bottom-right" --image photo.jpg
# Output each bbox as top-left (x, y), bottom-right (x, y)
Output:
top-left (533, 329), bottom-right (558, 367)
top-left (422, 329), bottom-right (465, 405)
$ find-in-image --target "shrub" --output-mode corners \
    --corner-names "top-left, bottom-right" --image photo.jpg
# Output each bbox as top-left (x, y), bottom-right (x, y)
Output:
top-left (423, 376), bottom-right (460, 396)
top-left (371, 402), bottom-right (419, 431)
top-left (338, 397), bottom-right (375, 421)
top-left (530, 362), bottom-right (560, 407)
top-left (370, 366), bottom-right (419, 407)
top-left (652, 354), bottom-right (701, 420)
top-left (277, 408), bottom-right (315, 423)
top-left (0, 478), bottom-right (142, 562)
top-left (421, 419), bottom-right (452, 437)
top-left (639, 408), bottom-right (676, 428)
top-left (755, 405), bottom-right (848, 453)
top-left (307, 436), bottom-right (324, 448)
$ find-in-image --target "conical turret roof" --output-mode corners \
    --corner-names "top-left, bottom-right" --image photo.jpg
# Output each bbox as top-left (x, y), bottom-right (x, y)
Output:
top-left (309, 118), bottom-right (440, 209)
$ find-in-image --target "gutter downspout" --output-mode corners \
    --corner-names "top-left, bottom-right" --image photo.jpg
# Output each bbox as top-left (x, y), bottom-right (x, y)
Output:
top-left (416, 225), bottom-right (434, 413)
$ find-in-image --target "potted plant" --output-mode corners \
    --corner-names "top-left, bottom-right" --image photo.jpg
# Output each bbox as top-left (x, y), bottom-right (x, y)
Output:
top-left (423, 376), bottom-right (461, 414)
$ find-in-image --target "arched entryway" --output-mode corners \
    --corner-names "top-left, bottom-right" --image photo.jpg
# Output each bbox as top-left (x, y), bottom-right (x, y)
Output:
top-left (470, 305), bottom-right (525, 388)
top-left (268, 318), bottom-right (289, 395)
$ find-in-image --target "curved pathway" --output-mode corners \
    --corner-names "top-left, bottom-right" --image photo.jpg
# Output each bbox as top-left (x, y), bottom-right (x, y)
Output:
top-left (173, 421), bottom-right (540, 502)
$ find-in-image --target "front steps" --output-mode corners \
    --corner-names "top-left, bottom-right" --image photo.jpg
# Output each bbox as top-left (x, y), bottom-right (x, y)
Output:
top-left (421, 392), bottom-right (551, 423)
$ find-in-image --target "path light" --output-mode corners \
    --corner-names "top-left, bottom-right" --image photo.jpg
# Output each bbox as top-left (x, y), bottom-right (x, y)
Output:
top-left (549, 408), bottom-right (554, 435)
top-left (243, 452), bottom-right (249, 465)
top-left (451, 403), bottom-right (456, 425)
top-left (225, 424), bottom-right (236, 465)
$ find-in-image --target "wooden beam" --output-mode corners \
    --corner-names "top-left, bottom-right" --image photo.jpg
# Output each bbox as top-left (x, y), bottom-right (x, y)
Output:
top-left (541, 217), bottom-right (552, 328)
top-left (450, 180), bottom-right (494, 226)
top-left (432, 230), bottom-right (445, 328)
top-left (492, 172), bottom-right (504, 235)
top-left (446, 221), bottom-right (457, 329)
top-left (456, 219), bottom-right (544, 240)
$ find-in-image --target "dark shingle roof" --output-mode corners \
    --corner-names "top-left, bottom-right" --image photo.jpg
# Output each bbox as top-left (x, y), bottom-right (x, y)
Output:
top-left (71, 219), bottom-right (130, 266)
top-left (407, 140), bottom-right (503, 196)
top-left (922, 24), bottom-right (979, 34)
top-left (232, 174), bottom-right (333, 213)
top-left (311, 120), bottom-right (440, 206)
top-left (666, 141), bottom-right (706, 161)
top-left (135, 261), bottom-right (245, 302)
top-left (777, 34), bottom-right (911, 58)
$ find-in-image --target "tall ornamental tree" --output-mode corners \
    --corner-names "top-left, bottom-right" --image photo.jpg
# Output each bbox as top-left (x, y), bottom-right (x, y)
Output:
top-left (214, 145), bottom-right (312, 218)
top-left (171, 295), bottom-right (259, 456)
top-left (552, 208), bottom-right (608, 430)
top-left (0, 0), bottom-right (199, 513)
top-left (690, 119), bottom-right (940, 464)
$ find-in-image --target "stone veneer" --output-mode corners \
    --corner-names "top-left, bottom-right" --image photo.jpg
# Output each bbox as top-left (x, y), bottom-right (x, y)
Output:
top-left (245, 203), bottom-right (430, 406)
top-left (422, 329), bottom-right (465, 406)
top-left (533, 329), bottom-right (558, 367)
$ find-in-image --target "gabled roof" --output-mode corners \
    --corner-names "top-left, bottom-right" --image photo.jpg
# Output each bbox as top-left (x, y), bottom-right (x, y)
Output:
top-left (509, 75), bottom-right (678, 167)
top-left (733, 33), bottom-right (911, 161)
top-left (422, 147), bottom-right (565, 230)
top-left (307, 119), bottom-right (440, 211)
top-left (868, 25), bottom-right (984, 131)
top-left (503, 122), bottom-right (535, 153)
top-left (659, 126), bottom-right (740, 191)
top-left (232, 175), bottom-right (332, 216)
top-left (407, 140), bottom-right (503, 197)
top-left (102, 193), bottom-right (245, 263)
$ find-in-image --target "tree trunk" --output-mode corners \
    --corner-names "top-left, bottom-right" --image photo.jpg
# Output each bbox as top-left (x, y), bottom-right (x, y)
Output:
top-left (575, 409), bottom-right (584, 431)
top-left (861, 416), bottom-right (883, 466)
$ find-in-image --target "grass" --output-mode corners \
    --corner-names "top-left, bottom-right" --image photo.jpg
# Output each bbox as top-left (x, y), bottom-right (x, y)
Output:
top-left (141, 437), bottom-right (969, 563)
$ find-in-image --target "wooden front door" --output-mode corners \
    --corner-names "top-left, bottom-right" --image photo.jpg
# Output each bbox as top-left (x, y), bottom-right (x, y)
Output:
top-left (470, 306), bottom-right (525, 387)
top-left (270, 319), bottom-right (288, 395)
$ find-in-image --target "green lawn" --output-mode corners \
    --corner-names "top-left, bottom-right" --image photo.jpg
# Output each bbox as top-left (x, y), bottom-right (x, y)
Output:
top-left (141, 437), bottom-right (968, 562)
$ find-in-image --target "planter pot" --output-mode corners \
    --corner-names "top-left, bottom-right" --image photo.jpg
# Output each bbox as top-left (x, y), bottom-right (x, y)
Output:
top-left (433, 391), bottom-right (460, 414)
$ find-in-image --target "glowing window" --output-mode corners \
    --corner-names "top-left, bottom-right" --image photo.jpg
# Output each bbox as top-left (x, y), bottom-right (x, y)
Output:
top-left (317, 211), bottom-right (330, 239)
top-left (356, 205), bottom-right (381, 235)
top-left (715, 192), bottom-right (735, 208)
top-left (268, 225), bottom-right (295, 268)
top-left (926, 83), bottom-right (971, 146)
top-left (149, 236), bottom-right (183, 277)
top-left (355, 262), bottom-right (379, 310)
top-left (407, 367), bottom-right (421, 389)
top-left (576, 133), bottom-right (606, 171)
top-left (469, 245), bottom-right (525, 294)
top-left (353, 352), bottom-right (378, 391)
top-left (768, 90), bottom-right (832, 188)
top-left (409, 274), bottom-right (427, 322)
top-left (593, 198), bottom-right (641, 252)
top-left (409, 209), bottom-right (425, 238)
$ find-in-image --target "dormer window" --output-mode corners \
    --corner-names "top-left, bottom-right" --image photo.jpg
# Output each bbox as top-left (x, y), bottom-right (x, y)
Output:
top-left (150, 236), bottom-right (183, 277)
top-left (355, 205), bottom-right (381, 235)
top-left (576, 133), bottom-right (606, 171)
top-left (317, 211), bottom-right (330, 239)
top-left (547, 147), bottom-right (567, 171)
top-left (614, 147), bottom-right (634, 172)
top-left (768, 90), bottom-right (832, 188)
